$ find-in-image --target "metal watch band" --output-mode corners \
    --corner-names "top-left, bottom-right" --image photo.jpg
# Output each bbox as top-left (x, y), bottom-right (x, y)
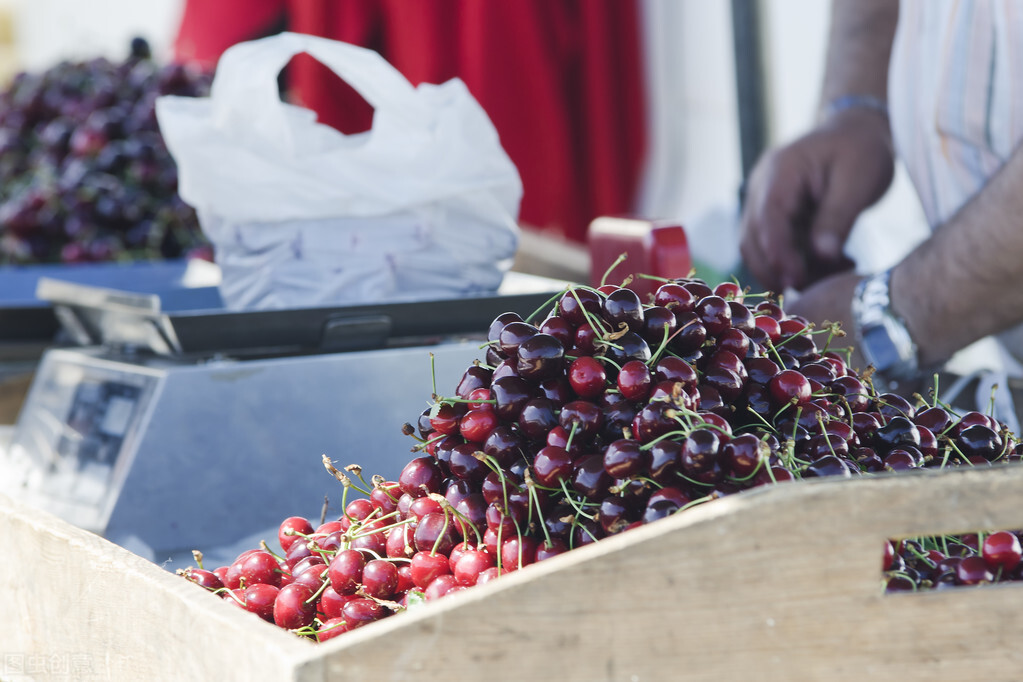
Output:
top-left (851, 270), bottom-right (919, 384)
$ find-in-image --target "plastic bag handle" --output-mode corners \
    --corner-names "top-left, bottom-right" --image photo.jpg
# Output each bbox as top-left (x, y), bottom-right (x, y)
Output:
top-left (210, 32), bottom-right (430, 148)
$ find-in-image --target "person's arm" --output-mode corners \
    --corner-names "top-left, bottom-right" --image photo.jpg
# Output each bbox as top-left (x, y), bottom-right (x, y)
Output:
top-left (893, 141), bottom-right (1023, 366)
top-left (789, 138), bottom-right (1023, 376)
top-left (740, 0), bottom-right (899, 292)
top-left (818, 0), bottom-right (899, 113)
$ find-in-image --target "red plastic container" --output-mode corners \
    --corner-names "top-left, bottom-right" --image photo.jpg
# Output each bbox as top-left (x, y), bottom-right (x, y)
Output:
top-left (587, 216), bottom-right (691, 300)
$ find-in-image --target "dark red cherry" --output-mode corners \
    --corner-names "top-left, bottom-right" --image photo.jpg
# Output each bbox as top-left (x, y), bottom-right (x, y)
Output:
top-left (498, 321), bottom-right (539, 358)
top-left (568, 356), bottom-right (608, 398)
top-left (559, 288), bottom-right (604, 326)
top-left (653, 283), bottom-right (696, 314)
top-left (516, 333), bottom-right (565, 382)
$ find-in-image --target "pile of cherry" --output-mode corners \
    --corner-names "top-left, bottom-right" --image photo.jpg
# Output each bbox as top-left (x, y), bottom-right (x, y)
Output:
top-left (0, 38), bottom-right (212, 265)
top-left (180, 277), bottom-right (1023, 640)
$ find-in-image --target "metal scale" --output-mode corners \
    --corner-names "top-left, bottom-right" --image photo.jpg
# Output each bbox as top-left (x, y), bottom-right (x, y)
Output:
top-left (0, 272), bottom-right (563, 557)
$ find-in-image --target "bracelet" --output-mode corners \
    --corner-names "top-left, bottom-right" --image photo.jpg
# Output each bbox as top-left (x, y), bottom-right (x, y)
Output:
top-left (851, 269), bottom-right (920, 387)
top-left (822, 94), bottom-right (889, 120)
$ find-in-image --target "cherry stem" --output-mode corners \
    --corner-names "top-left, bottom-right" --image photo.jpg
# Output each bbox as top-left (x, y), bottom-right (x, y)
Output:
top-left (526, 287), bottom-right (571, 325)
top-left (191, 549), bottom-right (204, 570)
top-left (304, 576), bottom-right (331, 605)
top-left (524, 469), bottom-right (554, 548)
top-left (600, 252), bottom-right (628, 287)
top-left (558, 479), bottom-right (595, 520)
top-left (259, 540), bottom-right (285, 563)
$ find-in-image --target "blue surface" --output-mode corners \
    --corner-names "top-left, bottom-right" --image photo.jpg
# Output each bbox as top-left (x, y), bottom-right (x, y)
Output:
top-left (0, 261), bottom-right (224, 309)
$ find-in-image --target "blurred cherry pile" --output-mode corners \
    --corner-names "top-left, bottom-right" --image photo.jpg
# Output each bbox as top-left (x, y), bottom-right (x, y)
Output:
top-left (0, 38), bottom-right (212, 265)
top-left (181, 277), bottom-right (1023, 639)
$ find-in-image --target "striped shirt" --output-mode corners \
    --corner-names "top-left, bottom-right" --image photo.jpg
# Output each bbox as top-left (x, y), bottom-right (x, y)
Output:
top-left (889, 0), bottom-right (1023, 371)
top-left (889, 0), bottom-right (1023, 228)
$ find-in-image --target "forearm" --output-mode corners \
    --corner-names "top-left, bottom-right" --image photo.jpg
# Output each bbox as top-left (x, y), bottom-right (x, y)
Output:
top-left (893, 141), bottom-right (1023, 366)
top-left (818, 0), bottom-right (899, 111)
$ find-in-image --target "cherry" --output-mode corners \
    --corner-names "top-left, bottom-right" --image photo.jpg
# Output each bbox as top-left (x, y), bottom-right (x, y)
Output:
top-left (727, 300), bottom-right (755, 334)
top-left (447, 442), bottom-right (488, 483)
top-left (642, 305), bottom-right (678, 346)
top-left (342, 598), bottom-right (387, 630)
top-left (498, 321), bottom-right (539, 357)
top-left (536, 538), bottom-right (570, 561)
top-left (571, 453), bottom-right (613, 498)
top-left (559, 400), bottom-right (604, 441)
top-left (491, 376), bottom-right (535, 422)
top-left (632, 401), bottom-right (680, 443)
top-left (483, 426), bottom-right (526, 467)
top-left (273, 583), bottom-right (317, 629)
top-left (957, 424), bottom-right (1005, 461)
top-left (680, 428), bottom-right (722, 476)
top-left (648, 440), bottom-right (682, 484)
top-left (425, 574), bottom-right (461, 601)
top-left (606, 433), bottom-right (657, 477)
top-left (539, 315), bottom-right (575, 348)
top-left (410, 551), bottom-right (451, 589)
top-left (533, 445), bottom-right (575, 487)
top-left (617, 360), bottom-right (653, 401)
top-left (538, 376), bottom-right (574, 406)
top-left (596, 495), bottom-right (639, 534)
top-left (413, 512), bottom-right (460, 556)
top-left (694, 295), bottom-right (731, 336)
top-left (803, 454), bottom-right (852, 478)
top-left (723, 433), bottom-right (767, 478)
top-left (604, 331), bottom-right (652, 365)
top-left (982, 531), bottom-right (1023, 571)
top-left (518, 398), bottom-right (558, 441)
top-left (558, 287), bottom-right (603, 326)
top-left (361, 559), bottom-right (400, 599)
top-left (883, 449), bottom-right (919, 471)
top-left (429, 402), bottom-right (463, 436)
top-left (399, 457), bottom-right (445, 498)
top-left (754, 314), bottom-right (781, 343)
top-left (516, 333), bottom-right (565, 382)
top-left (453, 548), bottom-right (495, 586)
top-left (459, 407), bottom-right (499, 443)
top-left (651, 282), bottom-right (693, 312)
top-left (873, 416), bottom-right (921, 451)
top-left (328, 549), bottom-right (365, 595)
top-left (956, 556), bottom-right (994, 585)
top-left (488, 311), bottom-right (523, 345)
top-left (370, 482), bottom-right (401, 515)
top-left (237, 550), bottom-right (282, 588)
top-left (768, 369), bottom-right (811, 407)
top-left (278, 517), bottom-right (314, 553)
top-left (653, 356), bottom-right (698, 387)
top-left (182, 568), bottom-right (223, 591)
top-left (601, 287), bottom-right (644, 332)
top-left (914, 406), bottom-right (954, 434)
top-left (500, 535), bottom-right (538, 571)
top-left (875, 392), bottom-right (916, 421)
top-left (670, 312), bottom-right (707, 353)
top-left (573, 322), bottom-right (600, 355)
top-left (568, 356), bottom-right (608, 398)
top-left (456, 365), bottom-right (493, 399)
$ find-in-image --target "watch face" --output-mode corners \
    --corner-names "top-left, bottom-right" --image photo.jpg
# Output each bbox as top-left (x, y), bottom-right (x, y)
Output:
top-left (861, 324), bottom-right (900, 371)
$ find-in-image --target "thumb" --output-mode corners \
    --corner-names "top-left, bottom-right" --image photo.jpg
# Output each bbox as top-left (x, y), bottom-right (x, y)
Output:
top-left (807, 182), bottom-right (863, 263)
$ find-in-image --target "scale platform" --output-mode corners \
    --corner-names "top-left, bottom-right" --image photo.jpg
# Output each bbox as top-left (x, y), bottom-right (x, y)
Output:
top-left (0, 273), bottom-right (566, 556)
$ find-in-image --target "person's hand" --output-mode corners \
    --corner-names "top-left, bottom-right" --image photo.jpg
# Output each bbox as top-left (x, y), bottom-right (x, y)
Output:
top-left (785, 269), bottom-right (867, 373)
top-left (740, 109), bottom-right (895, 293)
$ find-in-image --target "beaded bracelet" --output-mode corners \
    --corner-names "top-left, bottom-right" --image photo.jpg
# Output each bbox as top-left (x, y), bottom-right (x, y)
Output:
top-left (822, 94), bottom-right (889, 119)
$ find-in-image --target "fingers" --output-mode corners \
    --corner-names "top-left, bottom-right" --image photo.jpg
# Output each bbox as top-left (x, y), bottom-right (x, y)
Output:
top-left (740, 152), bottom-right (811, 293)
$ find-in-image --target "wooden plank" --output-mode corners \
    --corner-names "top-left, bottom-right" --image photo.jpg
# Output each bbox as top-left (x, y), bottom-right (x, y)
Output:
top-left (306, 465), bottom-right (1023, 681)
top-left (7, 464), bottom-right (1023, 680)
top-left (0, 492), bottom-right (317, 682)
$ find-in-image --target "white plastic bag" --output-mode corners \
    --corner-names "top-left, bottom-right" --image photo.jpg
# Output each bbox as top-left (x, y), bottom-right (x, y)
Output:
top-left (156, 32), bottom-right (522, 310)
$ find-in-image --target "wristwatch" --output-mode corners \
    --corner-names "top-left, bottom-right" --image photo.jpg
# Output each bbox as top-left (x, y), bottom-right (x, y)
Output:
top-left (851, 270), bottom-right (920, 386)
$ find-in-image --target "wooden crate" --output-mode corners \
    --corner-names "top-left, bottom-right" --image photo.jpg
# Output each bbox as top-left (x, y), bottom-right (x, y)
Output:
top-left (5, 464), bottom-right (1023, 681)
